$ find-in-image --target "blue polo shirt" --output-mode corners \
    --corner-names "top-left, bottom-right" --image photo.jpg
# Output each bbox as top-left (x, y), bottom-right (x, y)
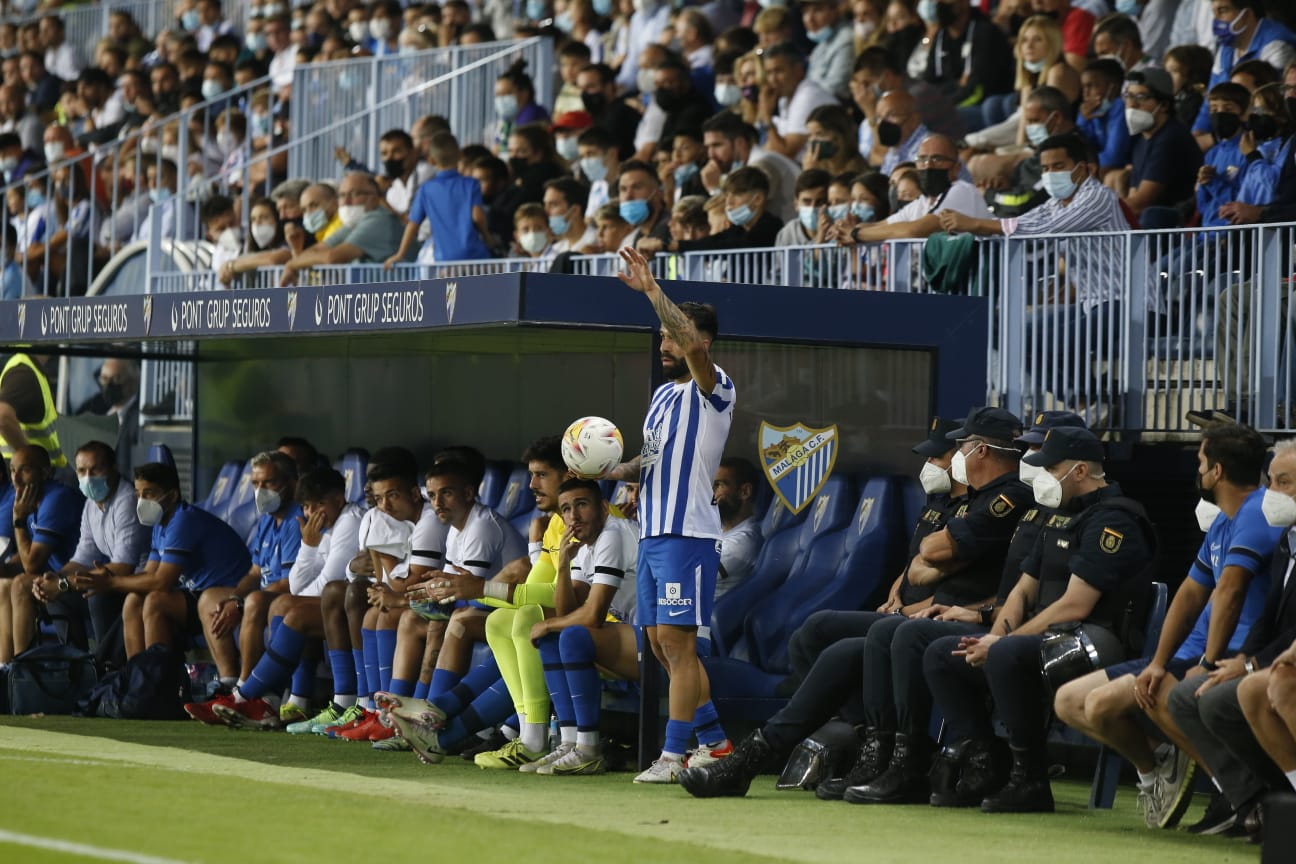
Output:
top-left (1198, 135), bottom-right (1245, 227)
top-left (251, 503), bottom-right (303, 589)
top-left (1176, 488), bottom-right (1281, 660)
top-left (26, 481), bottom-right (84, 572)
top-left (408, 169), bottom-right (492, 262)
top-left (148, 501), bottom-right (251, 593)
top-left (1075, 96), bottom-right (1132, 172)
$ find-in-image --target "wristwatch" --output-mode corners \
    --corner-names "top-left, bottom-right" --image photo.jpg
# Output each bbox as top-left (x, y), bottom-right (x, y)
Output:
top-left (1198, 656), bottom-right (1218, 672)
top-left (12, 519), bottom-right (25, 532)
top-left (1244, 657), bottom-right (1257, 675)
top-left (978, 605), bottom-right (995, 627)
top-left (57, 576), bottom-right (70, 592)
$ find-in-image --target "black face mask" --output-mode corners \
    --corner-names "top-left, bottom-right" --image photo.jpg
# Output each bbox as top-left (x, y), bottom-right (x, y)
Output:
top-left (1195, 468), bottom-right (1216, 504)
top-left (508, 156), bottom-right (528, 178)
top-left (1248, 112), bottom-right (1279, 140)
top-left (877, 120), bottom-right (903, 147)
top-left (100, 381), bottom-right (125, 405)
top-left (810, 138), bottom-right (838, 159)
top-left (741, 84), bottom-right (759, 103)
top-left (917, 167), bottom-right (951, 197)
top-left (1209, 111), bottom-right (1242, 141)
top-left (655, 88), bottom-right (684, 113)
top-left (936, 1), bottom-right (957, 27)
top-left (383, 158), bottom-right (405, 178)
top-left (581, 91), bottom-right (607, 114)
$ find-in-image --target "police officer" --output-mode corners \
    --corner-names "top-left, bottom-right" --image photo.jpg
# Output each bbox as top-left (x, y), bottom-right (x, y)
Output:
top-left (838, 411), bottom-right (1085, 805)
top-left (680, 406), bottom-right (1033, 800)
top-left (923, 427), bottom-right (1156, 813)
top-left (0, 352), bottom-right (67, 471)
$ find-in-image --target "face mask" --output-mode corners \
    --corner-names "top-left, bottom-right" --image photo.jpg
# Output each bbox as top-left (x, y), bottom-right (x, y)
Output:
top-left (1125, 107), bottom-right (1156, 135)
top-left (726, 202), bottom-right (755, 226)
top-left (264, 3), bottom-right (285, 15)
top-left (936, 1), bottom-right (957, 26)
top-left (519, 230), bottom-right (548, 253)
top-left (1195, 498), bottom-right (1221, 532)
top-left (673, 162), bottom-right (699, 187)
top-left (338, 204), bottom-right (366, 226)
top-left (1031, 463), bottom-right (1077, 509)
top-left (851, 201), bottom-right (874, 221)
top-left (581, 91), bottom-right (608, 114)
top-left (217, 226), bottom-right (241, 250)
top-left (383, 157), bottom-right (406, 179)
top-left (1249, 113), bottom-right (1279, 141)
top-left (1212, 10), bottom-right (1246, 48)
top-left (919, 461), bottom-right (951, 495)
top-left (0, 155), bottom-right (17, 175)
top-left (593, 0), bottom-right (612, 14)
top-left (917, 0), bottom-right (939, 23)
top-left (254, 486), bottom-right (282, 515)
top-left (149, 187), bottom-right (171, 204)
top-left (526, 0), bottom-right (546, 19)
top-left (348, 21), bottom-right (368, 42)
top-left (827, 203), bottom-right (849, 221)
top-left (217, 130), bottom-right (237, 153)
top-left (637, 68), bottom-right (657, 95)
top-left (1195, 466), bottom-right (1218, 504)
top-left (620, 198), bottom-right (650, 225)
top-left (303, 208), bottom-right (327, 233)
top-left (181, 9), bottom-right (200, 30)
top-left (950, 448), bottom-right (970, 486)
top-left (201, 79), bottom-right (224, 101)
top-left (549, 212), bottom-right (570, 235)
top-left (854, 20), bottom-right (876, 40)
top-left (1019, 459), bottom-right (1042, 486)
top-left (251, 111), bottom-right (272, 138)
top-left (247, 32), bottom-right (268, 52)
top-left (876, 120), bottom-right (902, 148)
top-left (555, 135), bottom-right (579, 161)
top-left (806, 26), bottom-right (832, 44)
top-left (161, 144), bottom-right (179, 163)
top-left (1042, 168), bottom-right (1078, 200)
top-left (798, 205), bottom-right (818, 232)
top-left (1209, 111), bottom-right (1242, 141)
top-left (1025, 121), bottom-right (1049, 146)
top-left (1092, 97), bottom-right (1113, 117)
top-left (251, 222), bottom-right (276, 247)
top-left (137, 496), bottom-right (165, 526)
top-left (43, 141), bottom-right (64, 163)
top-left (79, 474), bottom-right (111, 503)
top-left (741, 84), bottom-right (759, 104)
top-left (495, 94), bottom-right (519, 120)
top-left (508, 157), bottom-right (529, 178)
top-left (580, 155), bottom-right (608, 182)
top-left (1115, 0), bottom-right (1139, 13)
top-left (917, 167), bottom-right (951, 197)
top-left (1262, 487), bottom-right (1296, 527)
top-left (810, 138), bottom-right (838, 160)
top-left (369, 18), bottom-right (391, 41)
top-left (714, 82), bottom-right (741, 107)
top-left (1024, 58), bottom-right (1046, 74)
top-left (25, 188), bottom-right (43, 208)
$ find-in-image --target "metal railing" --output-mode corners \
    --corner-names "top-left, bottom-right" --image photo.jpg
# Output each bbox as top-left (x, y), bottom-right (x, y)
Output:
top-left (286, 37), bottom-right (554, 183)
top-left (7, 0), bottom-right (174, 61)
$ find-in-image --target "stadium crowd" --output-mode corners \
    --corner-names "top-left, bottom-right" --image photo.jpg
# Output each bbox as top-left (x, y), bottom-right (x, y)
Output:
top-left (1, 0), bottom-right (1296, 298)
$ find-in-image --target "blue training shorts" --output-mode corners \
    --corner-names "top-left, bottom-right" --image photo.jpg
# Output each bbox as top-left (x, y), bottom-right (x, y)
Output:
top-left (636, 535), bottom-right (720, 628)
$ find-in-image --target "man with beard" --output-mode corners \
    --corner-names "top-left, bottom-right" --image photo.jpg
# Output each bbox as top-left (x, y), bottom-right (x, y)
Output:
top-left (714, 458), bottom-right (761, 600)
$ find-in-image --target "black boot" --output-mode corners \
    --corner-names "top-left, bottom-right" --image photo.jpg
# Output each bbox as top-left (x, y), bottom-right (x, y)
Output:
top-left (844, 732), bottom-right (931, 804)
top-left (815, 727), bottom-right (894, 801)
top-left (680, 729), bottom-right (771, 798)
top-left (928, 739), bottom-right (973, 807)
top-left (980, 745), bottom-right (1054, 813)
top-left (948, 737), bottom-right (1010, 806)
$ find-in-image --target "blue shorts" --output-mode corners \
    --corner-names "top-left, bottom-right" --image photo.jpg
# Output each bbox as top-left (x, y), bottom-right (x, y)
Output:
top-left (636, 535), bottom-right (720, 628)
top-left (1104, 655), bottom-right (1197, 681)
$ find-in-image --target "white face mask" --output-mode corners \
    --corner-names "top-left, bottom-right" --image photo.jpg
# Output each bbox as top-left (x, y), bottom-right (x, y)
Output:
top-left (137, 496), bottom-right (165, 526)
top-left (254, 486), bottom-right (282, 515)
top-left (217, 226), bottom-right (241, 250)
top-left (1262, 488), bottom-right (1296, 528)
top-left (250, 222), bottom-right (276, 248)
top-left (348, 21), bottom-right (368, 42)
top-left (519, 231), bottom-right (548, 254)
top-left (918, 461), bottom-right (951, 495)
top-left (1126, 107), bottom-right (1156, 135)
top-left (637, 67), bottom-right (657, 95)
top-left (1195, 498), bottom-right (1222, 533)
top-left (950, 448), bottom-right (971, 486)
top-left (1031, 463), bottom-right (1077, 509)
top-left (338, 204), bottom-right (366, 226)
top-left (1019, 459), bottom-right (1042, 486)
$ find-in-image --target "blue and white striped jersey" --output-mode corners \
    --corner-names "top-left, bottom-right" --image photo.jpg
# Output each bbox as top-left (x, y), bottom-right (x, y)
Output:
top-left (639, 364), bottom-right (735, 540)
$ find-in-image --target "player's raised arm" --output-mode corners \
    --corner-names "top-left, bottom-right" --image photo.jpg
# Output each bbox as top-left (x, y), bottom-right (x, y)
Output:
top-left (617, 246), bottom-right (717, 393)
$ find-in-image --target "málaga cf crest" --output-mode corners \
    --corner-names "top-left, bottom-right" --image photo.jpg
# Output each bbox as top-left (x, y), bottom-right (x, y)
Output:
top-left (758, 421), bottom-right (839, 515)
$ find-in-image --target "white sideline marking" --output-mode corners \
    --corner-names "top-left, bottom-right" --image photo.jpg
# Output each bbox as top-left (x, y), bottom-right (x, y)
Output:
top-left (0, 829), bottom-right (191, 864)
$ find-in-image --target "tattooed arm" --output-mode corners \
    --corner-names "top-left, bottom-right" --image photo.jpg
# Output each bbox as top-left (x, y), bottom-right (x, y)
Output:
top-left (616, 246), bottom-right (717, 393)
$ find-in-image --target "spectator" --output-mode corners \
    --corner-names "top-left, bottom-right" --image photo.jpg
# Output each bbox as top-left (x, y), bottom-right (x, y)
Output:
top-left (552, 111), bottom-right (593, 164)
top-left (1116, 0), bottom-right (1179, 60)
top-left (983, 85), bottom-right (1078, 217)
top-left (712, 49), bottom-right (743, 111)
top-left (1076, 58), bottom-right (1132, 179)
top-left (194, 0), bottom-right (236, 53)
top-left (729, 49), bottom-right (763, 126)
top-left (1230, 57), bottom-right (1281, 94)
top-left (266, 15), bottom-right (296, 96)
top-left (19, 51), bottom-right (59, 115)
top-left (1197, 82), bottom-right (1253, 228)
top-left (631, 43), bottom-right (670, 161)
top-left (1091, 13), bottom-right (1154, 75)
top-left (701, 111), bottom-right (799, 222)
top-left (494, 60), bottom-right (550, 158)
top-left (878, 89), bottom-right (930, 175)
top-left (848, 134), bottom-right (991, 243)
top-left (367, 0), bottom-right (404, 56)
top-left (0, 132), bottom-right (39, 185)
top-left (378, 129), bottom-right (433, 216)
top-left (1165, 43), bottom-right (1213, 130)
top-left (758, 42), bottom-right (836, 161)
top-left (964, 15), bottom-right (1079, 147)
top-left (132, 158), bottom-right (179, 244)
top-left (39, 15), bottom-right (82, 82)
top-left (300, 182), bottom-right (342, 243)
top-left (1030, 0), bottom-right (1093, 71)
top-left (554, 41), bottom-right (592, 116)
top-left (149, 62), bottom-right (181, 115)
top-left (660, 127), bottom-right (708, 204)
top-left (713, 458), bottom-right (762, 599)
top-left (513, 202), bottom-right (553, 259)
top-left (281, 173), bottom-right (407, 285)
top-left (926, 0), bottom-right (1014, 134)
top-left (389, 131), bottom-right (493, 265)
top-left (593, 201), bottom-right (634, 252)
top-left (802, 104), bottom-right (868, 176)
top-left (0, 84), bottom-right (39, 153)
top-left (79, 360), bottom-right (141, 476)
top-left (616, 0), bottom-right (671, 93)
top-left (775, 167), bottom-right (832, 246)
top-left (802, 0), bottom-right (855, 101)
top-left (653, 54), bottom-right (711, 155)
top-left (1, 223), bottom-right (30, 300)
top-left (470, 153), bottom-right (513, 254)
top-left (1117, 67), bottom-right (1203, 225)
top-left (220, 195), bottom-right (290, 283)
top-left (576, 126), bottom-right (621, 217)
top-left (496, 123), bottom-right (567, 215)
top-left (642, 165), bottom-right (781, 253)
top-left (1192, 0), bottom-right (1296, 150)
top-left (618, 157), bottom-right (671, 246)
top-left (754, 6), bottom-right (796, 49)
top-left (544, 176), bottom-right (596, 253)
top-left (576, 63), bottom-right (639, 160)
top-left (667, 194), bottom-right (711, 245)
top-left (1235, 81), bottom-right (1296, 208)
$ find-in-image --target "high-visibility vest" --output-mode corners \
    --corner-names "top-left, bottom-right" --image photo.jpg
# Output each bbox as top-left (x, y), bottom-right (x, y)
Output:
top-left (0, 353), bottom-right (66, 468)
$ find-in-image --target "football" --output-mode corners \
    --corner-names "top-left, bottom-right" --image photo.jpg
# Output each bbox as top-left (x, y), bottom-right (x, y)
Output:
top-left (562, 416), bottom-right (625, 479)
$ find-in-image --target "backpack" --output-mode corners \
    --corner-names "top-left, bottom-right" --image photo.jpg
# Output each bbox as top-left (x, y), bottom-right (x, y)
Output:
top-left (8, 642), bottom-right (98, 715)
top-left (77, 644), bottom-right (192, 720)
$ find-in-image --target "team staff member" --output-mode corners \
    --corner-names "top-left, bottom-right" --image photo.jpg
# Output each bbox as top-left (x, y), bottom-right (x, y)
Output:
top-left (0, 352), bottom-right (66, 470)
top-left (920, 427), bottom-right (1155, 813)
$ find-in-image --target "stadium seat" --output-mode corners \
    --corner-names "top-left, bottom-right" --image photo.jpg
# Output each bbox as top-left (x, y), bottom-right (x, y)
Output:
top-left (477, 461), bottom-right (512, 510)
top-left (217, 460), bottom-right (255, 523)
top-left (228, 500), bottom-right (259, 547)
top-left (737, 475), bottom-right (860, 673)
top-left (495, 466), bottom-right (533, 521)
top-left (510, 505), bottom-right (542, 539)
top-left (199, 459), bottom-right (244, 518)
top-left (900, 476), bottom-right (924, 540)
top-left (146, 443), bottom-right (176, 468)
top-left (333, 448), bottom-right (369, 504)
top-left (708, 497), bottom-right (810, 657)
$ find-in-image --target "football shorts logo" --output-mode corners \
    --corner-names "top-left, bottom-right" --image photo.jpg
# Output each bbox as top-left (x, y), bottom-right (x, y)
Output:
top-left (759, 421), bottom-right (838, 515)
top-left (666, 582), bottom-right (680, 599)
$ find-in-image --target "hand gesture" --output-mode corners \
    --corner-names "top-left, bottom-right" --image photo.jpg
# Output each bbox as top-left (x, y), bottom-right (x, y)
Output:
top-left (938, 605), bottom-right (981, 624)
top-left (1133, 662), bottom-right (1166, 711)
top-left (938, 209), bottom-right (971, 233)
top-left (529, 619), bottom-right (550, 646)
top-left (961, 633), bottom-right (998, 667)
top-left (409, 565), bottom-right (478, 604)
top-left (1196, 164), bottom-right (1216, 187)
top-left (556, 526), bottom-right (583, 570)
top-left (297, 509), bottom-right (326, 548)
top-left (1194, 654), bottom-right (1246, 697)
top-left (334, 146), bottom-right (352, 165)
top-left (700, 160), bottom-right (723, 193)
top-left (32, 571), bottom-right (60, 602)
top-left (11, 481), bottom-right (38, 522)
top-left (210, 597), bottom-right (242, 638)
top-left (617, 246), bottom-right (660, 295)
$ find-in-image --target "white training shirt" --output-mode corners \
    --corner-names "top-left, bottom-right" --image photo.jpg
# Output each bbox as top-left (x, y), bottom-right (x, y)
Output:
top-left (570, 514), bottom-right (639, 624)
top-left (289, 502), bottom-right (363, 597)
top-left (640, 363), bottom-right (735, 540)
top-left (445, 501), bottom-right (527, 580)
top-left (887, 179), bottom-right (992, 224)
